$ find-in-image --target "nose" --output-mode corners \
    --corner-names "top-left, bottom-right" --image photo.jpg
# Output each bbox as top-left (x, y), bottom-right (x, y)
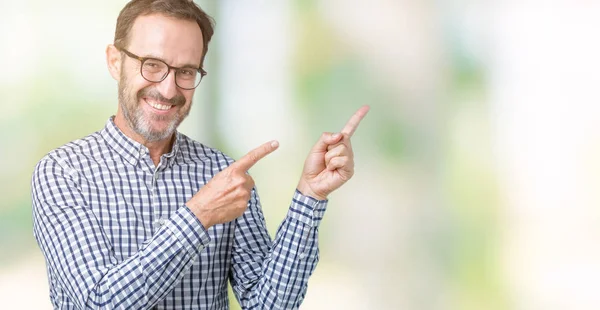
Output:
top-left (155, 68), bottom-right (179, 100)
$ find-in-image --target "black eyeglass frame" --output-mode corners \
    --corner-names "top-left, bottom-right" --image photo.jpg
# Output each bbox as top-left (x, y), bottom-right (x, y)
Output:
top-left (116, 46), bottom-right (207, 90)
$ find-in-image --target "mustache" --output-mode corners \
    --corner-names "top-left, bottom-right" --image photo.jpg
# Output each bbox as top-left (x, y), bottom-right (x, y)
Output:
top-left (138, 87), bottom-right (186, 106)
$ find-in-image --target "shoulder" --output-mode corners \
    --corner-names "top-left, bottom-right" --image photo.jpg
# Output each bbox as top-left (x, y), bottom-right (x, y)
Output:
top-left (176, 133), bottom-right (235, 170)
top-left (34, 131), bottom-right (105, 177)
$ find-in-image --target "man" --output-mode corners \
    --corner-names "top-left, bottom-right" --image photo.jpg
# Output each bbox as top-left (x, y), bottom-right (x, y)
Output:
top-left (31, 0), bottom-right (369, 309)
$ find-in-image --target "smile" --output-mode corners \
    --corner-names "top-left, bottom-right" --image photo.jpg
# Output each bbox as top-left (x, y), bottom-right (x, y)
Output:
top-left (144, 98), bottom-right (173, 111)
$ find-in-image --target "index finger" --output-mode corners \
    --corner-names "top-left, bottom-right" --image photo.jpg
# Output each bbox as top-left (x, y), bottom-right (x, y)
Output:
top-left (341, 105), bottom-right (370, 137)
top-left (232, 140), bottom-right (280, 171)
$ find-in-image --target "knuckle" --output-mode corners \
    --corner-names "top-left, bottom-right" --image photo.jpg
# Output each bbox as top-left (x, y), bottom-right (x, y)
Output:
top-left (232, 204), bottom-right (244, 216)
top-left (247, 154), bottom-right (258, 164)
top-left (216, 168), bottom-right (231, 179)
top-left (236, 190), bottom-right (251, 203)
top-left (262, 143), bottom-right (272, 154)
top-left (343, 157), bottom-right (353, 166)
top-left (231, 175), bottom-right (245, 187)
top-left (235, 185), bottom-right (248, 196)
top-left (237, 200), bottom-right (248, 209)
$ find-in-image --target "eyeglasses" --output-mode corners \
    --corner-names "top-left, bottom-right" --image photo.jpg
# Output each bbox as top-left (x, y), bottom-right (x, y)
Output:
top-left (116, 46), bottom-right (207, 90)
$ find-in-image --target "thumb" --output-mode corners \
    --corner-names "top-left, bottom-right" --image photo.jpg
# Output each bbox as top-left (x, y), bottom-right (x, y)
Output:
top-left (310, 132), bottom-right (343, 154)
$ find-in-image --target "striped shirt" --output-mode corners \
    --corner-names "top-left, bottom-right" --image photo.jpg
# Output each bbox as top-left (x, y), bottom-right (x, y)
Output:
top-left (32, 117), bottom-right (327, 309)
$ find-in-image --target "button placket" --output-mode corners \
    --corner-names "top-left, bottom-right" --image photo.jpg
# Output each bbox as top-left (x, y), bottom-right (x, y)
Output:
top-left (155, 217), bottom-right (166, 227)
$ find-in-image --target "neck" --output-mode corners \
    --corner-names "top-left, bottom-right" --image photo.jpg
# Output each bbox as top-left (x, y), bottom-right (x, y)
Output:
top-left (143, 136), bottom-right (175, 166)
top-left (113, 114), bottom-right (175, 166)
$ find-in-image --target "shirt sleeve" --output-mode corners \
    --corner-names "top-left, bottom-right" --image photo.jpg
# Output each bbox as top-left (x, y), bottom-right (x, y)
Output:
top-left (229, 188), bottom-right (328, 309)
top-left (31, 156), bottom-right (211, 309)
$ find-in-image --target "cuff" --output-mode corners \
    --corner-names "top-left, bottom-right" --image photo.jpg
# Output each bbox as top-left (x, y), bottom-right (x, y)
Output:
top-left (165, 206), bottom-right (212, 256)
top-left (287, 189), bottom-right (328, 227)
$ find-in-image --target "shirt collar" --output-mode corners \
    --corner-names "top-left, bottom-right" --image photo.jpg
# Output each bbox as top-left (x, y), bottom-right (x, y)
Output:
top-left (100, 116), bottom-right (182, 167)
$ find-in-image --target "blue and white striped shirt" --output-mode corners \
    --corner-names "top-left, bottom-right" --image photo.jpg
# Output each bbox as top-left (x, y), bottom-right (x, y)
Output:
top-left (32, 117), bottom-right (327, 309)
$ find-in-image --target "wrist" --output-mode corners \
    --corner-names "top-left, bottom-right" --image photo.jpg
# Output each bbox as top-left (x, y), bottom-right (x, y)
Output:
top-left (296, 181), bottom-right (328, 201)
top-left (185, 202), bottom-right (213, 229)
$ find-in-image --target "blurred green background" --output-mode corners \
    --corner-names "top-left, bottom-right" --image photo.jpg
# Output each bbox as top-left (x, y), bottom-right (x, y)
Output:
top-left (2, 1), bottom-right (600, 309)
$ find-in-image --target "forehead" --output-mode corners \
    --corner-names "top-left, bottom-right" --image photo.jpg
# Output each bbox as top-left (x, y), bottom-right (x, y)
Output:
top-left (128, 14), bottom-right (204, 67)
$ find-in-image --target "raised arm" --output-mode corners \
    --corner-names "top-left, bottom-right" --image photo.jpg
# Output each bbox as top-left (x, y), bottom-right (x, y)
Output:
top-left (229, 106), bottom-right (370, 309)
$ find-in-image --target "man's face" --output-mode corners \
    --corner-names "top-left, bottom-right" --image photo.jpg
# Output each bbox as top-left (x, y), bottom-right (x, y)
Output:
top-left (115, 14), bottom-right (204, 142)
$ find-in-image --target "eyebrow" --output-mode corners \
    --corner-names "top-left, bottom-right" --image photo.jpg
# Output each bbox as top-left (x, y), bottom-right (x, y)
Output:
top-left (144, 53), bottom-right (201, 69)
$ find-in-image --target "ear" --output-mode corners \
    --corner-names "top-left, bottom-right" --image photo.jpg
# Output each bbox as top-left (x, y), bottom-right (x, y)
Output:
top-left (106, 44), bottom-right (122, 81)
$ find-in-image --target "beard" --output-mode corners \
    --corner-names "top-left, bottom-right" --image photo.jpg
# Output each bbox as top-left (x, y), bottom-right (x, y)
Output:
top-left (118, 73), bottom-right (190, 142)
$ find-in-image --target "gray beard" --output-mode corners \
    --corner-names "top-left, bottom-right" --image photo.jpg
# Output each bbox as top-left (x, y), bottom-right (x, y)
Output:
top-left (118, 82), bottom-right (186, 143)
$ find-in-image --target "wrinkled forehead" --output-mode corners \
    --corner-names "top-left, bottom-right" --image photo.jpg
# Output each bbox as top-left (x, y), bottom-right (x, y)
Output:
top-left (128, 14), bottom-right (204, 67)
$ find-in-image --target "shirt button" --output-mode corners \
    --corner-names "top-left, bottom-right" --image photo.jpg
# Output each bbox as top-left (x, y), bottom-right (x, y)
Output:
top-left (156, 218), bottom-right (166, 227)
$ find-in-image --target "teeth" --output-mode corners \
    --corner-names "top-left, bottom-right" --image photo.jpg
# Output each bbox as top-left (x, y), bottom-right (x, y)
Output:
top-left (146, 99), bottom-right (172, 111)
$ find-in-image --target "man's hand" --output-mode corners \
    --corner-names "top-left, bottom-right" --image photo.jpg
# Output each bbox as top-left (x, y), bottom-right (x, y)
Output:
top-left (186, 140), bottom-right (279, 229)
top-left (297, 105), bottom-right (370, 200)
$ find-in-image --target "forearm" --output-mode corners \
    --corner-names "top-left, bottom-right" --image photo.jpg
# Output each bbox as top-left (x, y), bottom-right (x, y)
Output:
top-left (35, 204), bottom-right (209, 309)
top-left (233, 190), bottom-right (327, 309)
top-left (91, 207), bottom-right (209, 308)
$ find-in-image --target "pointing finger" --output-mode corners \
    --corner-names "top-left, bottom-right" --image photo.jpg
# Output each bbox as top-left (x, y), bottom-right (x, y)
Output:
top-left (341, 105), bottom-right (370, 137)
top-left (233, 140), bottom-right (279, 171)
